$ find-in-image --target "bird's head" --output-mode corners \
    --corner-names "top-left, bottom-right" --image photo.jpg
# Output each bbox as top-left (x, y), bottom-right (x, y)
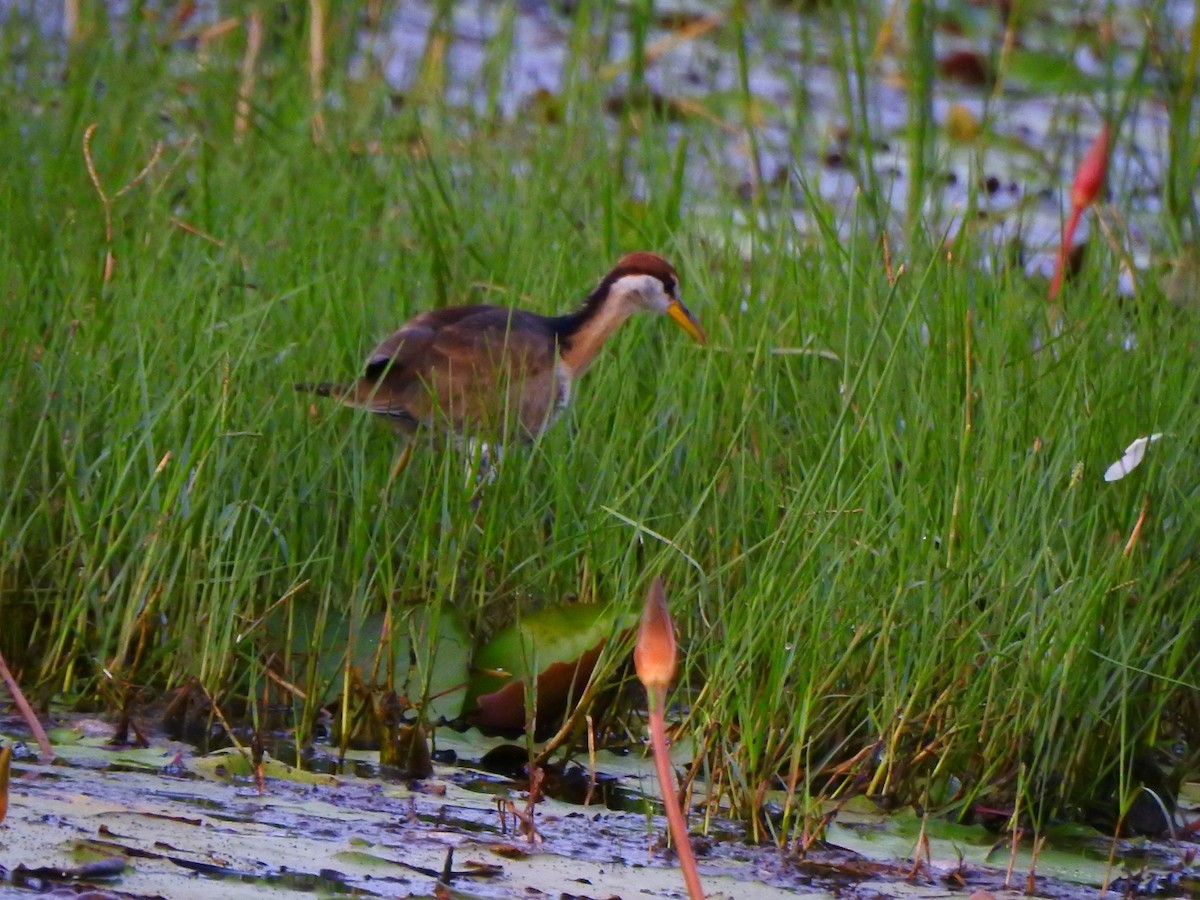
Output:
top-left (598, 252), bottom-right (707, 344)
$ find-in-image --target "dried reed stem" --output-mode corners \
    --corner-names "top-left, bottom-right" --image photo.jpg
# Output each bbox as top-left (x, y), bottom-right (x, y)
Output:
top-left (235, 10), bottom-right (264, 141)
top-left (309, 0), bottom-right (327, 144)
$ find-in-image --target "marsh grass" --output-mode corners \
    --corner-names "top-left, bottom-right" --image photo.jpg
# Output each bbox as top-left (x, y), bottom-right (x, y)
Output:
top-left (1, 1), bottom-right (1198, 843)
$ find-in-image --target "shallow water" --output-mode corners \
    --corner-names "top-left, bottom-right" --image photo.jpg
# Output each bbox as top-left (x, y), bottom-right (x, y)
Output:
top-left (2, 3), bottom-right (1198, 897)
top-left (2, 716), bottom-right (1197, 898)
top-left (349, 0), bottom-right (1189, 290)
top-left (3, 0), bottom-right (1187, 286)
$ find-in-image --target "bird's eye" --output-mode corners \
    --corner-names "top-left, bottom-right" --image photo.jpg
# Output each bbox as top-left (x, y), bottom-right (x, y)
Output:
top-left (663, 276), bottom-right (677, 297)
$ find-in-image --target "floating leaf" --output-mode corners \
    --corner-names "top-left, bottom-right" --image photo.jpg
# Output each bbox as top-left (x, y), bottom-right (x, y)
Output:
top-left (1005, 49), bottom-right (1101, 93)
top-left (280, 602), bottom-right (471, 722)
top-left (189, 748), bottom-right (338, 784)
top-left (1103, 433), bottom-right (1163, 482)
top-left (467, 603), bottom-right (620, 733)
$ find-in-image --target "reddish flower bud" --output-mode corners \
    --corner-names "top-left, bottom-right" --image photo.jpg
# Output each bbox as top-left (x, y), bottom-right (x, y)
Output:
top-left (1049, 124), bottom-right (1110, 302)
top-left (634, 577), bottom-right (677, 692)
top-left (1070, 125), bottom-right (1109, 210)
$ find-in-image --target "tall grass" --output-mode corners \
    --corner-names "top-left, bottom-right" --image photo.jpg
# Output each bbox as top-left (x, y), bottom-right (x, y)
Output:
top-left (1, 1), bottom-right (1197, 842)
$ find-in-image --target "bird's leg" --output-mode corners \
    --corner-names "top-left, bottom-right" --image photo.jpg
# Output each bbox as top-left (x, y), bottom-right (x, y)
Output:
top-left (463, 438), bottom-right (503, 508)
top-left (465, 439), bottom-right (503, 485)
top-left (478, 441), bottom-right (502, 484)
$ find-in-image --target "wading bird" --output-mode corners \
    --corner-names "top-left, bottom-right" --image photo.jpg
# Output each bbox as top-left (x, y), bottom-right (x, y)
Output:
top-left (298, 252), bottom-right (706, 478)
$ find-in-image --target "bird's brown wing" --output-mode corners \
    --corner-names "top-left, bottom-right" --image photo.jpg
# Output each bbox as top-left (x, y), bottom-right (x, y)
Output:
top-left (347, 306), bottom-right (563, 440)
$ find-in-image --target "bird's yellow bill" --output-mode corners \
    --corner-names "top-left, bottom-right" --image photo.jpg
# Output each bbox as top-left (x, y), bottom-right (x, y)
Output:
top-left (666, 299), bottom-right (707, 345)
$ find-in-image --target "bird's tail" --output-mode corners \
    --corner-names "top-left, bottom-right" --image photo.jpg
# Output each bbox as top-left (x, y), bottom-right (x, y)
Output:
top-left (296, 380), bottom-right (417, 434)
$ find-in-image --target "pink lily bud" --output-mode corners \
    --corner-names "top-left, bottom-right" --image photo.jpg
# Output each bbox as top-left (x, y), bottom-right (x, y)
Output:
top-left (634, 577), bottom-right (677, 692)
top-left (1070, 125), bottom-right (1110, 210)
top-left (1050, 124), bottom-right (1111, 301)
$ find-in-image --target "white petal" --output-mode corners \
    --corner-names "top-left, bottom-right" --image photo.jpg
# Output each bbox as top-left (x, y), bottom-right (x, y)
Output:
top-left (1103, 433), bottom-right (1163, 482)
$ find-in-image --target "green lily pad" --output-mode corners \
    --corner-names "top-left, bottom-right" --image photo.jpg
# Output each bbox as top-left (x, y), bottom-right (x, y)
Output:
top-left (188, 747), bottom-right (338, 784)
top-left (278, 601), bottom-right (471, 722)
top-left (1005, 49), bottom-right (1103, 94)
top-left (465, 602), bottom-right (624, 732)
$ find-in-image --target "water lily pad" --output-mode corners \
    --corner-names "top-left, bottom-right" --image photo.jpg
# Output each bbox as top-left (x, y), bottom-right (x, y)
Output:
top-left (278, 602), bottom-right (471, 721)
top-left (466, 603), bottom-right (623, 733)
top-left (188, 747), bottom-right (338, 784)
top-left (1005, 50), bottom-right (1102, 94)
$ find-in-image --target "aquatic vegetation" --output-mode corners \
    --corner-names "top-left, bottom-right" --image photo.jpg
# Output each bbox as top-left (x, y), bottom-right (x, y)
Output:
top-left (0, 2), bottom-right (1197, 871)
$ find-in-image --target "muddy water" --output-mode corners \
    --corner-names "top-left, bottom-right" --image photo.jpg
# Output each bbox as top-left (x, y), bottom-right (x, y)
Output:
top-left (2, 717), bottom-right (1196, 899)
